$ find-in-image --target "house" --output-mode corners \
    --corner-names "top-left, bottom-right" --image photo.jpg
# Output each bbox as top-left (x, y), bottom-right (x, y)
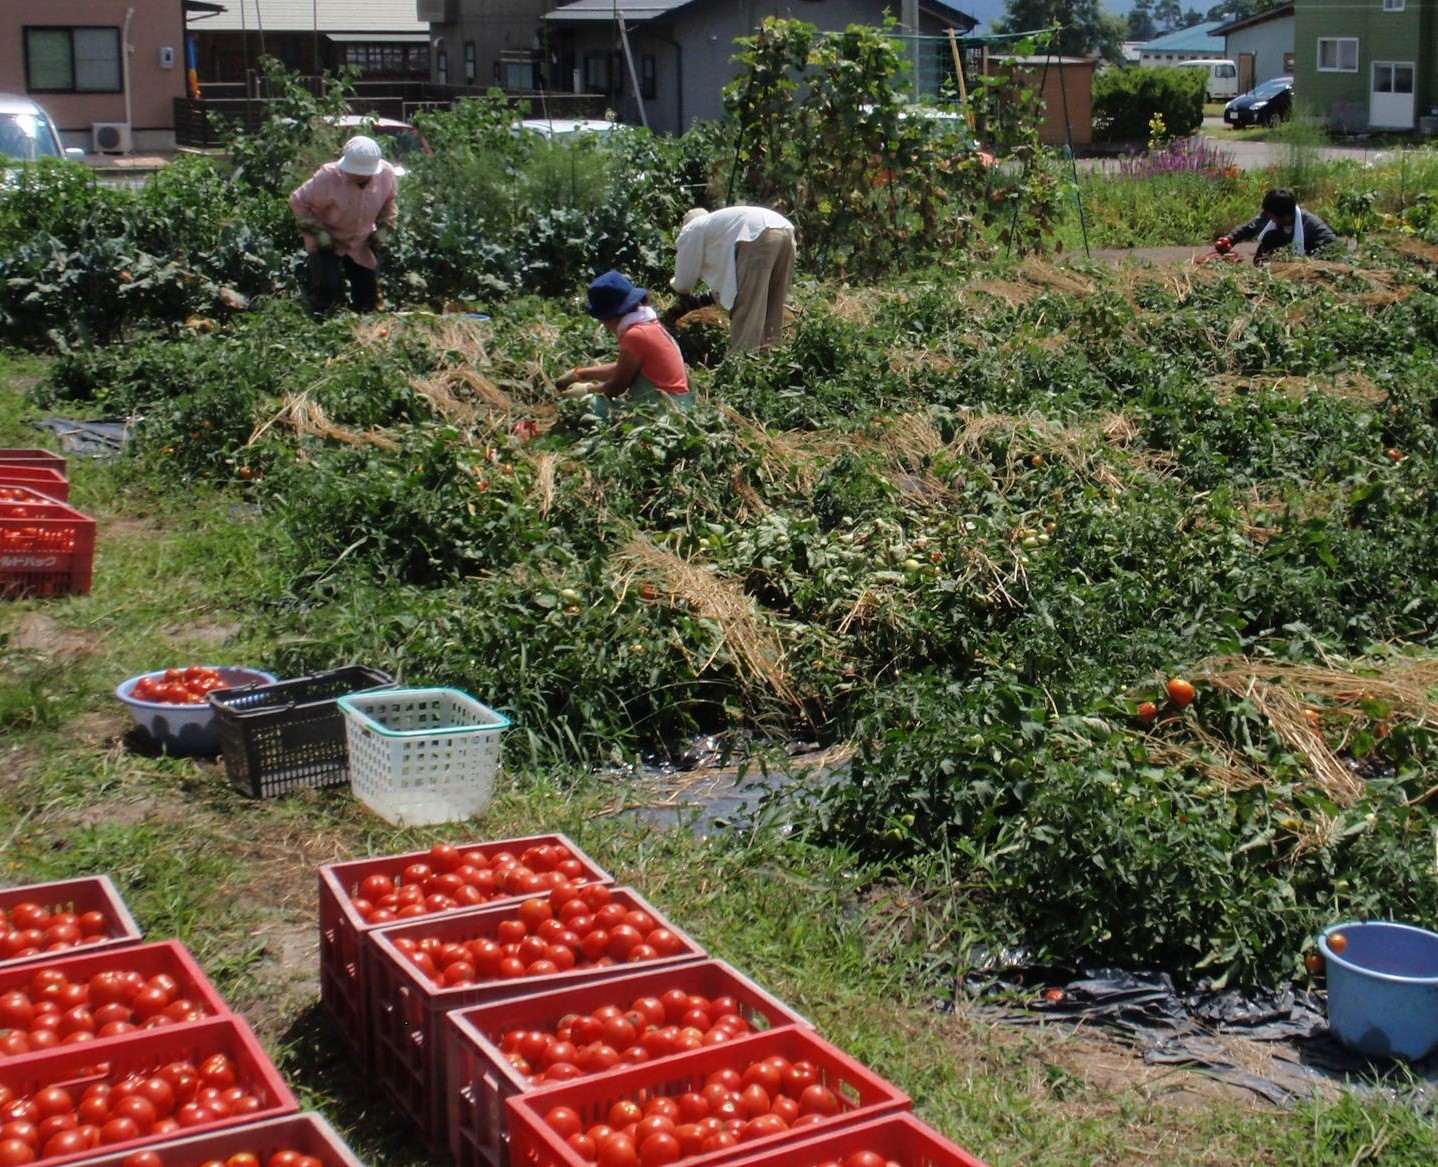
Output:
top-left (1292, 0), bottom-right (1428, 131)
top-left (1, 0), bottom-right (196, 153)
top-left (1212, 4), bottom-right (1294, 93)
top-left (1136, 22), bottom-right (1227, 67)
top-left (423, 0), bottom-right (979, 138)
top-left (189, 0), bottom-right (429, 85)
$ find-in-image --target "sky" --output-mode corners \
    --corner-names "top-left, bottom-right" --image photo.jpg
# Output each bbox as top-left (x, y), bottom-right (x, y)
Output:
top-left (963, 0), bottom-right (1137, 35)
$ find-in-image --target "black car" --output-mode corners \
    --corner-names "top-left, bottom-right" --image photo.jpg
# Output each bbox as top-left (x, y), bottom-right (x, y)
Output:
top-left (1223, 76), bottom-right (1294, 128)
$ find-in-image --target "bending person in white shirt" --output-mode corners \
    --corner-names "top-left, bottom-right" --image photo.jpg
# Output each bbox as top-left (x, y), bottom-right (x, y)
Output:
top-left (670, 206), bottom-right (796, 352)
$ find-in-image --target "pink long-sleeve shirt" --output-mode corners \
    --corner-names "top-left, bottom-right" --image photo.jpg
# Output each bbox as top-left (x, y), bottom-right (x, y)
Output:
top-left (289, 160), bottom-right (399, 270)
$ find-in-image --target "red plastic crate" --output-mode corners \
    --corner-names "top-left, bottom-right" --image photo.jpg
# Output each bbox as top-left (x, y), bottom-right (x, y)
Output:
top-left (0, 494), bottom-right (96, 599)
top-left (368, 887), bottom-right (705, 1151)
top-left (0, 466), bottom-right (69, 502)
top-left (714, 1112), bottom-right (993, 1167)
top-left (68, 1112), bottom-right (367, 1167)
top-left (447, 959), bottom-right (814, 1167)
top-left (0, 875), bottom-right (143, 971)
top-left (0, 1014), bottom-right (299, 1167)
top-left (0, 448), bottom-right (67, 473)
top-left (506, 1026), bottom-right (912, 1167)
top-left (317, 834), bottom-right (613, 1067)
top-left (0, 939), bottom-right (230, 1060)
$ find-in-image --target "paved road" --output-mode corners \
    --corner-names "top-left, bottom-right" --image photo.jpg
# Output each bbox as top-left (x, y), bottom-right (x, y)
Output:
top-left (1078, 116), bottom-right (1401, 174)
top-left (1198, 116), bottom-right (1396, 170)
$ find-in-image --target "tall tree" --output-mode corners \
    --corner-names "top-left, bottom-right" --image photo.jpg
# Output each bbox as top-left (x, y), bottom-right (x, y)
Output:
top-left (1128, 0), bottom-right (1158, 40)
top-left (1153, 0), bottom-right (1183, 30)
top-left (996, 0), bottom-right (1127, 61)
top-left (1206, 0), bottom-right (1251, 19)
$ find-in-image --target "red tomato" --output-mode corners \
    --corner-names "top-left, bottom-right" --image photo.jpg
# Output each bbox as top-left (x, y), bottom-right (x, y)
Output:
top-left (110, 1095), bottom-right (158, 1129)
top-left (799, 1084), bottom-right (840, 1117)
top-left (842, 1153), bottom-right (889, 1167)
top-left (41, 1129), bottom-right (91, 1159)
top-left (132, 1077), bottom-right (175, 1117)
top-left (175, 1101), bottom-right (216, 1128)
top-left (638, 1131), bottom-right (681, 1166)
top-left (121, 1152), bottom-right (162, 1167)
top-left (596, 1132), bottom-right (639, 1167)
top-left (99, 1117), bottom-right (141, 1145)
top-left (29, 1087), bottom-right (73, 1121)
top-left (0, 1139), bottom-right (34, 1167)
top-left (608, 1099), bottom-right (644, 1129)
top-left (544, 1106), bottom-right (582, 1139)
top-left (0, 1122), bottom-right (38, 1149)
top-left (739, 1083), bottom-right (771, 1119)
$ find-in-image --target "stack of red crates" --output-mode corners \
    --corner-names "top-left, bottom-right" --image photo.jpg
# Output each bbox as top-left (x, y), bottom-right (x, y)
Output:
top-left (328, 832), bottom-right (997, 1167)
top-left (317, 834), bottom-right (616, 1070)
top-left (0, 450), bottom-right (95, 598)
top-left (1, 873), bottom-right (364, 1167)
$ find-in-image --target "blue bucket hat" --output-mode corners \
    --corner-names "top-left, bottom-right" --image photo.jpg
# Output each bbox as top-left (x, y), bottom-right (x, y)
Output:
top-left (586, 270), bottom-right (647, 320)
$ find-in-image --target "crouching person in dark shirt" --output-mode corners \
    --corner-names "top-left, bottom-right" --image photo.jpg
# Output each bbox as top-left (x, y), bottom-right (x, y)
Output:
top-left (1214, 188), bottom-right (1341, 265)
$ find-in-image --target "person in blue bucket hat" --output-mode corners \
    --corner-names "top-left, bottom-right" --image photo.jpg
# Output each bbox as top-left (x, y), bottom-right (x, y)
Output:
top-left (555, 271), bottom-right (692, 413)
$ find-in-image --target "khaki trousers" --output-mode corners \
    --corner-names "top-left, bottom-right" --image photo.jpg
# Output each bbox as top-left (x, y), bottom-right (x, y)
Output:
top-left (730, 227), bottom-right (795, 351)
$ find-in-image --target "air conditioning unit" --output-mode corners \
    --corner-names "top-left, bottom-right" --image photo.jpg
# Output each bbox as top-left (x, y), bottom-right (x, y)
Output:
top-left (92, 122), bottom-right (132, 154)
top-left (416, 0), bottom-right (454, 19)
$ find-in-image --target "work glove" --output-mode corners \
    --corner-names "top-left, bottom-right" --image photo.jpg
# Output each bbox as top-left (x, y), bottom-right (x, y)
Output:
top-left (312, 228), bottom-right (334, 251)
top-left (1213, 236), bottom-right (1233, 254)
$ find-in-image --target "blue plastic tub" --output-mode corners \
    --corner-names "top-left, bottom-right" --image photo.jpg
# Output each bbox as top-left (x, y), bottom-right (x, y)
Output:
top-left (1320, 920), bottom-right (1438, 1061)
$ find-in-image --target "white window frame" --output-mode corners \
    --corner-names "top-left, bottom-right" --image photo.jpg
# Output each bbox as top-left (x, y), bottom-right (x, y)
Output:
top-left (1372, 60), bottom-right (1414, 93)
top-left (1383, 0), bottom-right (1405, 12)
top-left (1317, 37), bottom-right (1359, 72)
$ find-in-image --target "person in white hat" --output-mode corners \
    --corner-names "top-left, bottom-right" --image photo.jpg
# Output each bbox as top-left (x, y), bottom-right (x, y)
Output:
top-left (670, 205), bottom-right (796, 351)
top-left (289, 135), bottom-right (399, 312)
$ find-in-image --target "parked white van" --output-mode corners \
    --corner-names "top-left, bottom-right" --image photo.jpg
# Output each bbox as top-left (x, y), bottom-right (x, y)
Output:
top-left (1175, 59), bottom-right (1239, 102)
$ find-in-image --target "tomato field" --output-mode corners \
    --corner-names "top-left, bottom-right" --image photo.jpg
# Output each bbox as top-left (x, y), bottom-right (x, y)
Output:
top-left (4, 27), bottom-right (1438, 1167)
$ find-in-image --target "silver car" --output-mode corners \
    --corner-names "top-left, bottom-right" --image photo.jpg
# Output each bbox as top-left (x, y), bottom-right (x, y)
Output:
top-left (0, 93), bottom-right (84, 161)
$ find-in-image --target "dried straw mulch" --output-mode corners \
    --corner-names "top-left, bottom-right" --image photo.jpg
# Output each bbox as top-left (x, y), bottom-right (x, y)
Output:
top-left (1166, 655), bottom-right (1438, 808)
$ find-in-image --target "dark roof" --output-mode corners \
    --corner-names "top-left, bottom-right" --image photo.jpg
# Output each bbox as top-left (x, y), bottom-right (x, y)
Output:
top-left (546, 0), bottom-right (976, 27)
top-left (1211, 4), bottom-right (1294, 36)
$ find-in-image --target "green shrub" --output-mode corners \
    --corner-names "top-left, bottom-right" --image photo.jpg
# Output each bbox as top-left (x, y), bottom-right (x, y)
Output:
top-left (1092, 65), bottom-right (1205, 143)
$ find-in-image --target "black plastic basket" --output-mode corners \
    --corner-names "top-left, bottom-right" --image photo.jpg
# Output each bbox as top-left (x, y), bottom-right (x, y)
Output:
top-left (211, 666), bottom-right (396, 798)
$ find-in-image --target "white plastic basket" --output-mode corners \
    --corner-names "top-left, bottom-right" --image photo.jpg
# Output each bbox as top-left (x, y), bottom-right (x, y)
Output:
top-left (336, 687), bottom-right (510, 826)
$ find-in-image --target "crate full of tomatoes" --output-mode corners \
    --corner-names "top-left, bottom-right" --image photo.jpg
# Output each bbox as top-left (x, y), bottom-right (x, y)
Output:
top-left (704, 1112), bottom-right (993, 1167)
top-left (366, 886), bottom-right (704, 1149)
top-left (317, 836), bottom-right (612, 1067)
top-left (0, 939), bottom-right (231, 1060)
top-left (0, 490), bottom-right (96, 599)
top-left (445, 958), bottom-right (814, 1167)
top-left (0, 1015), bottom-right (298, 1167)
top-left (504, 1025), bottom-right (911, 1167)
top-left (0, 876), bottom-right (143, 972)
top-left (62, 1111), bottom-right (368, 1167)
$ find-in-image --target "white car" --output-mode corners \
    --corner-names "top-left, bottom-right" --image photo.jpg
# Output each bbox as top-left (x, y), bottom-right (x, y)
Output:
top-left (514, 118), bottom-right (627, 139)
top-left (0, 93), bottom-right (84, 162)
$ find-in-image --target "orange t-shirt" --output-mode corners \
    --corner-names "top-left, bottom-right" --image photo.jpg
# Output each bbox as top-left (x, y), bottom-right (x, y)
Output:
top-left (618, 319), bottom-right (689, 396)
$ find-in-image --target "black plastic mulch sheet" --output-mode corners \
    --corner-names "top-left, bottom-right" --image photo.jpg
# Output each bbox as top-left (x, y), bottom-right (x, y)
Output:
top-left (957, 959), bottom-right (1438, 1107)
top-left (35, 417), bottom-right (128, 456)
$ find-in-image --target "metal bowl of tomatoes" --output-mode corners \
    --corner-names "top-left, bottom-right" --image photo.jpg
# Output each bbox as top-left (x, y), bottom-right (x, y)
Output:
top-left (116, 665), bottom-right (278, 755)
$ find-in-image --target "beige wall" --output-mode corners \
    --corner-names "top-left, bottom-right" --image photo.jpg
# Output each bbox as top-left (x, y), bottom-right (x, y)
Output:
top-left (1, 1), bottom-right (189, 148)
